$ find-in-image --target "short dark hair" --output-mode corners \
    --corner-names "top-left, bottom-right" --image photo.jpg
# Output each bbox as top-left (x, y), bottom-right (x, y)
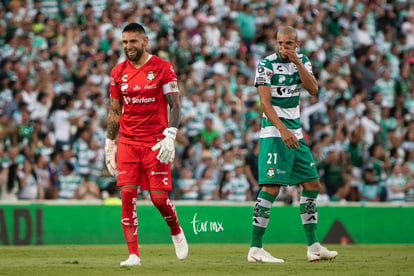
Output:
top-left (65, 162), bottom-right (74, 172)
top-left (122, 23), bottom-right (146, 35)
top-left (106, 181), bottom-right (118, 195)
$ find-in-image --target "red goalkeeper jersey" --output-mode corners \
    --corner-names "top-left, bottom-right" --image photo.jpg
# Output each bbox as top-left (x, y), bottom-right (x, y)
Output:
top-left (110, 55), bottom-right (179, 146)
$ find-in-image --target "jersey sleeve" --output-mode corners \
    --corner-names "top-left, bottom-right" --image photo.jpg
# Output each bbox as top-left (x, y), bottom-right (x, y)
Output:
top-left (302, 55), bottom-right (314, 75)
top-left (161, 63), bottom-right (179, 95)
top-left (254, 58), bottom-right (273, 87)
top-left (109, 67), bottom-right (121, 99)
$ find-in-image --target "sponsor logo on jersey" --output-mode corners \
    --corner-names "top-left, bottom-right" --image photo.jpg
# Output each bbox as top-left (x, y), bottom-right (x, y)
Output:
top-left (122, 74), bottom-right (128, 82)
top-left (256, 77), bottom-right (266, 84)
top-left (273, 63), bottom-right (299, 74)
top-left (147, 71), bottom-right (155, 81)
top-left (257, 66), bottom-right (265, 73)
top-left (123, 96), bottom-right (156, 105)
top-left (133, 85), bottom-right (141, 91)
top-left (144, 84), bottom-right (158, 90)
top-left (266, 167), bottom-right (275, 178)
top-left (121, 83), bottom-right (128, 92)
top-left (170, 65), bottom-right (175, 73)
top-left (275, 86), bottom-right (300, 96)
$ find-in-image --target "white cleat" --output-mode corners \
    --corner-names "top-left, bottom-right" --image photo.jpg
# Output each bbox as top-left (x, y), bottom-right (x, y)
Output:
top-left (172, 227), bottom-right (188, 260)
top-left (120, 254), bottom-right (141, 266)
top-left (247, 247), bottom-right (284, 263)
top-left (307, 245), bottom-right (338, 262)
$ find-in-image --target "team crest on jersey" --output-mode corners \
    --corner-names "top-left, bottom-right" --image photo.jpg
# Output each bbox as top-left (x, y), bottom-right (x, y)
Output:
top-left (147, 71), bottom-right (155, 81)
top-left (266, 167), bottom-right (275, 178)
top-left (110, 77), bottom-right (115, 86)
top-left (279, 75), bottom-right (286, 83)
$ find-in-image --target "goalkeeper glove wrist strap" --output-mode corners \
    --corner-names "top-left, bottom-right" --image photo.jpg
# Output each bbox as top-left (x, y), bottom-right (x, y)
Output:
top-left (163, 127), bottom-right (177, 140)
top-left (105, 138), bottom-right (115, 149)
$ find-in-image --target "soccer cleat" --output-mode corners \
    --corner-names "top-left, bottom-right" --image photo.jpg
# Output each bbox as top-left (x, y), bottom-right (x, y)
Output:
top-left (247, 247), bottom-right (285, 263)
top-left (307, 246), bottom-right (338, 262)
top-left (172, 227), bottom-right (188, 260)
top-left (120, 254), bottom-right (141, 266)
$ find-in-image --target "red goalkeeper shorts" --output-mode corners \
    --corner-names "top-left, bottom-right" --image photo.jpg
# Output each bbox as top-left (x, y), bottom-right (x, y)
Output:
top-left (116, 142), bottom-right (172, 191)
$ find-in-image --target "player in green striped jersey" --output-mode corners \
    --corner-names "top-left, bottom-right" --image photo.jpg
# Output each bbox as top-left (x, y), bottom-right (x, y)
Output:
top-left (247, 26), bottom-right (338, 263)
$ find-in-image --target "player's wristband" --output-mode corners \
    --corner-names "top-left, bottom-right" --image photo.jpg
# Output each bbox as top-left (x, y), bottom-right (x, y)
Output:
top-left (163, 127), bottom-right (177, 140)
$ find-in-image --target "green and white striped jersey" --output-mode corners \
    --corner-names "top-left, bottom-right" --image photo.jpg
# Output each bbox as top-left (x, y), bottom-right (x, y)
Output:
top-left (72, 138), bottom-right (91, 176)
top-left (254, 52), bottom-right (313, 140)
top-left (222, 175), bottom-right (250, 202)
top-left (57, 173), bottom-right (82, 199)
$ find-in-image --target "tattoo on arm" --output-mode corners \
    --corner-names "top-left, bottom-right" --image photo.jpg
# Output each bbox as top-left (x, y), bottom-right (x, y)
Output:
top-left (107, 98), bottom-right (121, 140)
top-left (166, 93), bottom-right (181, 128)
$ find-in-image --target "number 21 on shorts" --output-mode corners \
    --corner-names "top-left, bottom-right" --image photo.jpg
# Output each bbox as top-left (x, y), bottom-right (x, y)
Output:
top-left (267, 153), bottom-right (277, 164)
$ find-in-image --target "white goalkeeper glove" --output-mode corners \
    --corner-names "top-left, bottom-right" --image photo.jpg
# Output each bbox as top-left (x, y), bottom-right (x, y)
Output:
top-left (151, 127), bottom-right (177, 164)
top-left (105, 138), bottom-right (117, 176)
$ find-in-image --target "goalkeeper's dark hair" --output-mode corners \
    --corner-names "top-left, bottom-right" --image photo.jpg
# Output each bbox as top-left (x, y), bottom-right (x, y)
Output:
top-left (122, 23), bottom-right (146, 35)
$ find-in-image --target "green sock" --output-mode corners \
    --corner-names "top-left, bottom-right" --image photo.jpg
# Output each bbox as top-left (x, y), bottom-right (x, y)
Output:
top-left (250, 191), bottom-right (276, 248)
top-left (300, 190), bottom-right (319, 246)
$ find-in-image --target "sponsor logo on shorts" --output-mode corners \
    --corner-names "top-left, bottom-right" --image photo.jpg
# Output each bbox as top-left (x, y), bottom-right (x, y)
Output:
top-left (266, 167), bottom-right (275, 178)
top-left (151, 171), bottom-right (168, 175)
top-left (276, 169), bottom-right (286, 174)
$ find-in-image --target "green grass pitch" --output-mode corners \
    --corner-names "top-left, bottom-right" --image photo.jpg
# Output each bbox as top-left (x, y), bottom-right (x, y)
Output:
top-left (1, 244), bottom-right (413, 275)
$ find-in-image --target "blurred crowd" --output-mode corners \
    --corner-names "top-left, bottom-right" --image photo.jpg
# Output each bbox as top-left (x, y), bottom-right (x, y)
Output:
top-left (1, 0), bottom-right (414, 204)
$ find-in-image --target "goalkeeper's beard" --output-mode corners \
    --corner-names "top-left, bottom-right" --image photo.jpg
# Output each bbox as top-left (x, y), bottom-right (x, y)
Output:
top-left (125, 47), bottom-right (144, 63)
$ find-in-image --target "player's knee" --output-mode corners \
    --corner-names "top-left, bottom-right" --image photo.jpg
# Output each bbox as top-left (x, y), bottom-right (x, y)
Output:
top-left (303, 180), bottom-right (321, 191)
top-left (150, 191), bottom-right (169, 206)
top-left (261, 185), bottom-right (280, 196)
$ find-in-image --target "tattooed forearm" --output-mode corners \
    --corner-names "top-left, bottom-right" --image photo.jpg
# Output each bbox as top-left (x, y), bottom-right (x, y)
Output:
top-left (107, 98), bottom-right (121, 140)
top-left (107, 119), bottom-right (120, 140)
top-left (166, 93), bottom-right (181, 128)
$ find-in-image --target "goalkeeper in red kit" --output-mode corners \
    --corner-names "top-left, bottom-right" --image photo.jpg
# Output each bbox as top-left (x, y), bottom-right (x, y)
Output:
top-left (105, 22), bottom-right (188, 266)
